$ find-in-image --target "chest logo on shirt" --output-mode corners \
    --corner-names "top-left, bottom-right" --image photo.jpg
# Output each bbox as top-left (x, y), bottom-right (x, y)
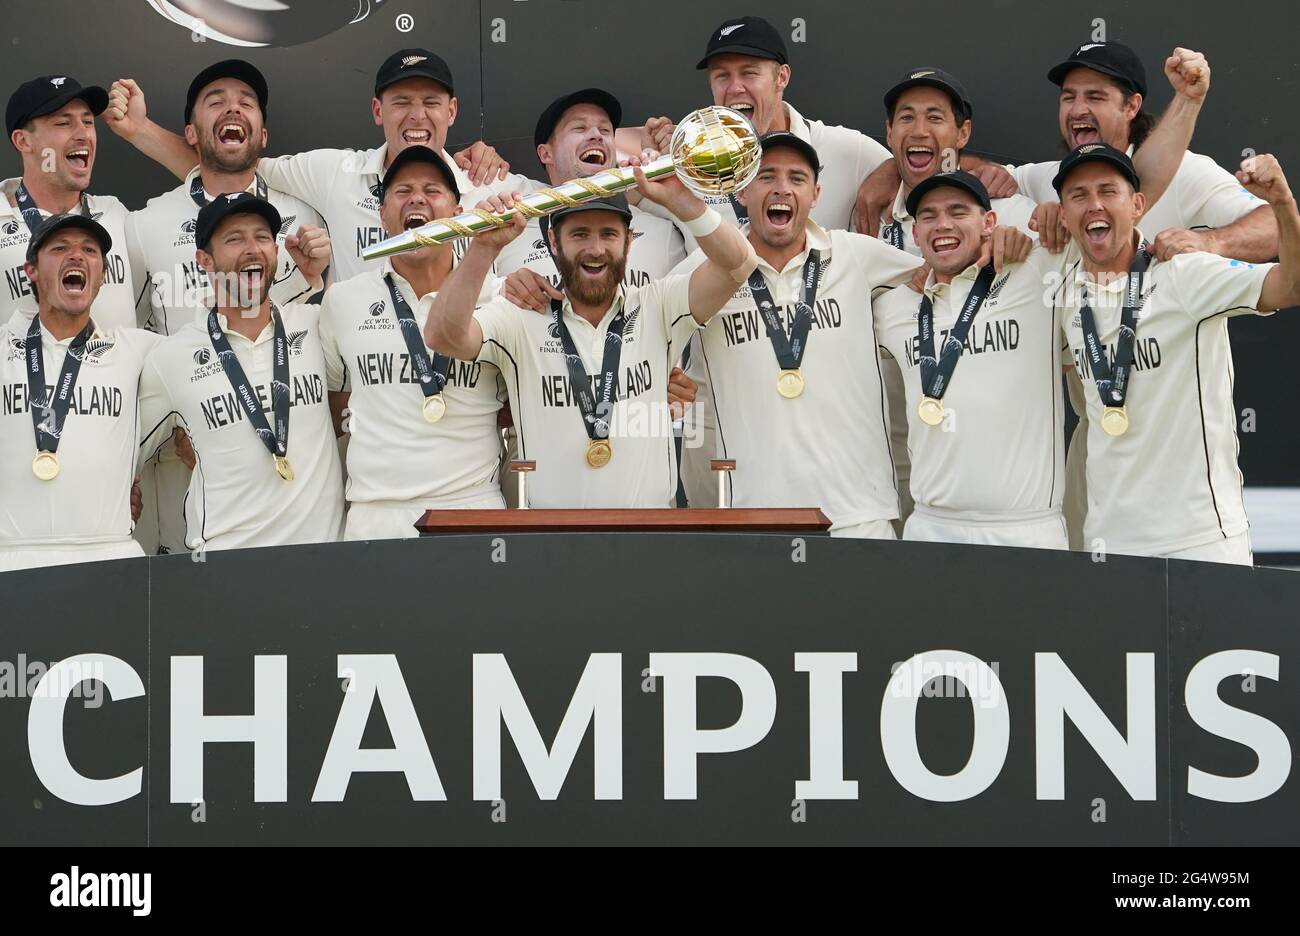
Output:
top-left (287, 330), bottom-right (309, 355)
top-left (983, 272), bottom-right (1012, 305)
top-left (7, 336), bottom-right (26, 362)
top-left (191, 352), bottom-right (223, 382)
top-left (2, 220), bottom-right (20, 236)
top-left (279, 215), bottom-right (296, 236)
top-left (358, 300), bottom-right (395, 332)
top-left (71, 337), bottom-right (115, 365)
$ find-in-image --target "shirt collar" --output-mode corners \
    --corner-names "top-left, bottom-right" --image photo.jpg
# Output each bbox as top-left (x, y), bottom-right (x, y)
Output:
top-left (22, 311), bottom-right (101, 345)
top-left (561, 285), bottom-right (627, 328)
top-left (1072, 228), bottom-right (1147, 291)
top-left (754, 219), bottom-right (833, 276)
top-left (783, 102), bottom-right (812, 142)
top-left (184, 166), bottom-right (261, 200)
top-left (923, 262), bottom-right (983, 299)
top-left (890, 182), bottom-right (911, 223)
top-left (213, 303), bottom-right (280, 343)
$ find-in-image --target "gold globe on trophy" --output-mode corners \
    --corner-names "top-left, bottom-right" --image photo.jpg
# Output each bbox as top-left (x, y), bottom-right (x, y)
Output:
top-left (361, 106), bottom-right (761, 260)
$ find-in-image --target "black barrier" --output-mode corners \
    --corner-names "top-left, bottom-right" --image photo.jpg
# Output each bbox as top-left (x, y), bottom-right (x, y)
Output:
top-left (1, 535), bottom-right (1296, 845)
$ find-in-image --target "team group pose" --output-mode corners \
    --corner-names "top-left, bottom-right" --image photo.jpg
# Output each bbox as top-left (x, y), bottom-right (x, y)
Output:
top-left (1, 16), bottom-right (1295, 571)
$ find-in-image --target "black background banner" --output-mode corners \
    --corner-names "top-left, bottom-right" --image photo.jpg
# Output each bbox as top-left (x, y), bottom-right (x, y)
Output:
top-left (1, 535), bottom-right (1297, 846)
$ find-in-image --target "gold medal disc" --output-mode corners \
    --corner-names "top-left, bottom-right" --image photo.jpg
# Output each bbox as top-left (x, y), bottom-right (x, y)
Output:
top-left (586, 438), bottom-right (612, 469)
top-left (274, 455), bottom-right (295, 481)
top-left (776, 369), bottom-right (805, 399)
top-left (422, 394), bottom-right (447, 424)
top-left (918, 397), bottom-right (945, 427)
top-left (1101, 406), bottom-right (1129, 437)
top-left (32, 450), bottom-right (60, 481)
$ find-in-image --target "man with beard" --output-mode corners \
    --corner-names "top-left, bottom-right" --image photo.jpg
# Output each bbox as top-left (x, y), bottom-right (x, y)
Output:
top-left (874, 173), bottom-right (1075, 547)
top-left (0, 215), bottom-right (160, 572)
top-left (319, 147), bottom-right (507, 540)
top-left (1015, 41), bottom-right (1276, 263)
top-left (3, 75), bottom-right (143, 329)
top-left (127, 61), bottom-right (333, 555)
top-left (425, 163), bottom-right (756, 508)
top-left (1054, 146), bottom-right (1299, 564)
top-left (105, 49), bottom-right (519, 282)
top-left (138, 194), bottom-right (343, 552)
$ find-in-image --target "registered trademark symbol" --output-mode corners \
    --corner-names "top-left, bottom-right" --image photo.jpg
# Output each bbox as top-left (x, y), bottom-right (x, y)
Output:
top-left (395, 13), bottom-right (415, 33)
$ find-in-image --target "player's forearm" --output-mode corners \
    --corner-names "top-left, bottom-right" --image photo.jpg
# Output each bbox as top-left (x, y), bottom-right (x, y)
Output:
top-left (125, 118), bottom-right (199, 180)
top-left (1202, 205), bottom-right (1280, 263)
top-left (425, 241), bottom-right (493, 358)
top-left (1133, 93), bottom-right (1202, 208)
top-left (687, 211), bottom-right (755, 323)
top-left (1264, 196), bottom-right (1300, 309)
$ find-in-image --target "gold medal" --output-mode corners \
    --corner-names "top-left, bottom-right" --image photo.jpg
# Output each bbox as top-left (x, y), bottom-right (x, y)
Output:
top-left (422, 394), bottom-right (447, 424)
top-left (32, 450), bottom-right (60, 481)
top-left (274, 455), bottom-right (295, 481)
top-left (918, 397), bottom-right (945, 427)
top-left (776, 369), bottom-right (805, 399)
top-left (1101, 406), bottom-right (1129, 437)
top-left (585, 438), bottom-right (612, 469)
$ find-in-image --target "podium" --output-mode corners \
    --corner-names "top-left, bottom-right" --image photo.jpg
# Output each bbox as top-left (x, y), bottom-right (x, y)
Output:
top-left (414, 508), bottom-right (832, 535)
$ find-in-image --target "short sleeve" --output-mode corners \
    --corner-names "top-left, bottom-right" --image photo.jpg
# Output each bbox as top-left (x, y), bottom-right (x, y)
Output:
top-left (853, 234), bottom-right (924, 294)
top-left (1006, 160), bottom-right (1060, 204)
top-left (1169, 252), bottom-right (1275, 319)
top-left (137, 351), bottom-right (177, 465)
top-left (258, 150), bottom-right (347, 213)
top-left (1171, 152), bottom-right (1268, 230)
top-left (472, 295), bottom-right (526, 368)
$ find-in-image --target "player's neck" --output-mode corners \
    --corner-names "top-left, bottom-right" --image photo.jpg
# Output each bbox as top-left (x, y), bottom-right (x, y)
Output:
top-left (764, 100), bottom-right (791, 134)
top-left (199, 163), bottom-right (256, 198)
top-left (37, 303), bottom-right (91, 341)
top-left (219, 300), bottom-right (272, 340)
top-left (565, 292), bottom-right (616, 328)
top-left (392, 247), bottom-right (454, 298)
top-left (749, 228), bottom-right (807, 273)
top-left (20, 169), bottom-right (81, 214)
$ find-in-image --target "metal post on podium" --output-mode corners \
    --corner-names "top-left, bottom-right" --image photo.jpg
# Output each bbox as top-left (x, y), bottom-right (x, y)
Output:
top-left (510, 460), bottom-right (536, 509)
top-left (710, 459), bottom-right (735, 508)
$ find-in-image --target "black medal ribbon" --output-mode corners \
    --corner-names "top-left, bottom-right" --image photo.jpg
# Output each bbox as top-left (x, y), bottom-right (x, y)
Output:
top-left (549, 297), bottom-right (627, 442)
top-left (1078, 247), bottom-right (1152, 409)
top-left (385, 273), bottom-right (450, 399)
top-left (189, 172), bottom-right (268, 208)
top-left (26, 314), bottom-right (93, 455)
top-left (728, 194), bottom-right (748, 223)
top-left (15, 180), bottom-right (92, 234)
top-left (206, 306), bottom-right (290, 461)
top-left (882, 220), bottom-right (905, 250)
top-left (917, 264), bottom-right (997, 401)
top-left (747, 248), bottom-right (824, 373)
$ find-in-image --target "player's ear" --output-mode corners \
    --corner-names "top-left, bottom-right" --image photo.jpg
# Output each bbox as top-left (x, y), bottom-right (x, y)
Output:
top-left (10, 127), bottom-right (31, 155)
top-left (982, 209), bottom-right (998, 237)
top-left (371, 96), bottom-right (383, 127)
top-left (1132, 189), bottom-right (1146, 221)
top-left (195, 248), bottom-right (216, 274)
top-left (547, 225), bottom-right (559, 255)
top-left (810, 180), bottom-right (822, 209)
top-left (1122, 92), bottom-right (1143, 121)
top-left (775, 63), bottom-right (791, 93)
top-left (22, 260), bottom-right (37, 287)
top-left (537, 143), bottom-right (553, 169)
top-left (447, 96), bottom-right (458, 127)
top-left (955, 118), bottom-right (972, 150)
top-left (183, 124), bottom-right (199, 147)
top-left (257, 126), bottom-right (268, 149)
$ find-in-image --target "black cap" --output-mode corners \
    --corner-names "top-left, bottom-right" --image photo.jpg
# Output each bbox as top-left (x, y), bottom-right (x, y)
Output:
top-left (696, 16), bottom-right (788, 70)
top-left (195, 192), bottom-right (282, 251)
top-left (378, 144), bottom-right (460, 202)
top-left (6, 75), bottom-right (108, 141)
top-left (185, 59), bottom-right (269, 125)
top-left (758, 131), bottom-right (821, 179)
top-left (1047, 41), bottom-right (1147, 97)
top-left (1052, 143), bottom-right (1141, 194)
top-left (550, 194), bottom-right (633, 227)
top-left (884, 67), bottom-right (973, 121)
top-left (534, 88), bottom-right (622, 150)
top-left (905, 170), bottom-right (991, 218)
top-left (24, 213), bottom-right (112, 264)
top-left (374, 49), bottom-right (454, 97)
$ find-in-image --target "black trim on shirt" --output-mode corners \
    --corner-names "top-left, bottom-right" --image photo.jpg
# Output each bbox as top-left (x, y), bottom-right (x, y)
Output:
top-left (1193, 304), bottom-right (1258, 540)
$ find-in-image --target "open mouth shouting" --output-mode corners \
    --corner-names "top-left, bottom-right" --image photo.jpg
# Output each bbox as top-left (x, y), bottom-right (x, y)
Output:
top-left (1082, 216), bottom-right (1112, 248)
top-left (1068, 118), bottom-right (1101, 148)
top-left (929, 234), bottom-right (962, 256)
top-left (237, 260), bottom-right (265, 299)
top-left (764, 199), bottom-right (795, 230)
top-left (905, 144), bottom-right (935, 173)
top-left (59, 265), bottom-right (88, 297)
top-left (400, 128), bottom-right (433, 146)
top-left (726, 100), bottom-right (755, 120)
top-left (578, 145), bottom-right (608, 167)
top-left (577, 257), bottom-right (610, 278)
top-left (65, 147), bottom-right (91, 172)
top-left (217, 120), bottom-right (248, 146)
top-left (402, 209), bottom-right (430, 230)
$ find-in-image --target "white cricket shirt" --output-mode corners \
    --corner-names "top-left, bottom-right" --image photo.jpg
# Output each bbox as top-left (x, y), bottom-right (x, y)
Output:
top-left (127, 168), bottom-right (326, 336)
top-left (878, 182), bottom-right (1040, 255)
top-left (471, 276), bottom-right (698, 507)
top-left (0, 178), bottom-right (144, 331)
top-left (874, 245), bottom-right (1071, 516)
top-left (138, 302), bottom-right (344, 551)
top-left (0, 311), bottom-right (161, 547)
top-left (681, 221), bottom-right (921, 527)
top-left (319, 261), bottom-right (505, 507)
top-left (1057, 241), bottom-right (1274, 556)
top-left (257, 144), bottom-right (529, 282)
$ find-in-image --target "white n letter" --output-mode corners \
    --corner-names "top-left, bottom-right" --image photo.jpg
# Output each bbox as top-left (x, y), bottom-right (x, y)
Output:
top-left (1035, 652), bottom-right (1155, 800)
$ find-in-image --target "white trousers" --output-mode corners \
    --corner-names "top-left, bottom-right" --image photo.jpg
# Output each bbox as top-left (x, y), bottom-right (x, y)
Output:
top-left (344, 491), bottom-right (507, 541)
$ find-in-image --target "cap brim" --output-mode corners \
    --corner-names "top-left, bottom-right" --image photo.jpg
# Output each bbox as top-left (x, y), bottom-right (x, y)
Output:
top-left (1052, 154), bottom-right (1141, 194)
top-left (905, 176), bottom-right (990, 219)
top-left (696, 44), bottom-right (783, 70)
top-left (188, 61), bottom-right (268, 122)
top-left (552, 203), bottom-right (633, 223)
top-left (885, 77), bottom-right (971, 119)
top-left (1047, 60), bottom-right (1142, 94)
top-left (534, 88), bottom-right (623, 148)
top-left (200, 201), bottom-right (283, 249)
top-left (27, 84), bottom-right (109, 124)
top-left (26, 215), bottom-right (113, 262)
top-left (380, 145), bottom-right (461, 202)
